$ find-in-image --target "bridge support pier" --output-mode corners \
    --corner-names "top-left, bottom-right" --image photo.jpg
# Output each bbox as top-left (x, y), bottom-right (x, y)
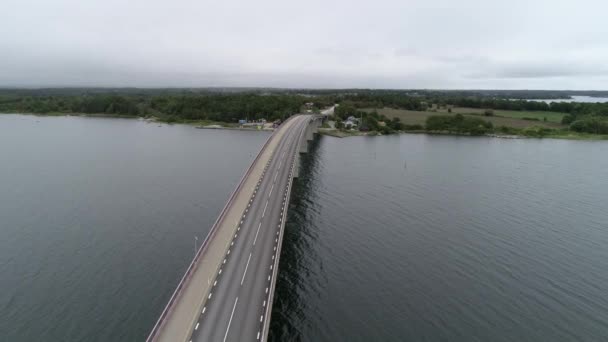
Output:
top-left (294, 154), bottom-right (300, 178)
top-left (306, 124), bottom-right (314, 141)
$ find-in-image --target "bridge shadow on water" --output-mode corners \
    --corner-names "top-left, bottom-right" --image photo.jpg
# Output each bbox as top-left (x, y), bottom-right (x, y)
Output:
top-left (269, 134), bottom-right (324, 342)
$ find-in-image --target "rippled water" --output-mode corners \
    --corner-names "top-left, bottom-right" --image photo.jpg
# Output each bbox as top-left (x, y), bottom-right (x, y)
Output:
top-left (0, 115), bottom-right (269, 341)
top-left (271, 134), bottom-right (608, 341)
top-left (2, 115), bottom-right (608, 341)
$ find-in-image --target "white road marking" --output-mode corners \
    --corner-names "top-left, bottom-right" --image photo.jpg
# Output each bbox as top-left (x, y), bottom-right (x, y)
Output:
top-left (195, 322), bottom-right (199, 330)
top-left (262, 201), bottom-right (269, 217)
top-left (265, 287), bottom-right (268, 294)
top-left (223, 297), bottom-right (239, 342)
top-left (257, 331), bottom-right (260, 340)
top-left (219, 269), bottom-right (222, 275)
top-left (202, 307), bottom-right (206, 314)
top-left (214, 280), bottom-right (217, 286)
top-left (241, 253), bottom-right (253, 285)
top-left (260, 315), bottom-right (263, 322)
top-left (223, 259), bottom-right (226, 264)
top-left (208, 292), bottom-right (212, 299)
top-left (253, 222), bottom-right (262, 245)
top-left (263, 300), bottom-right (266, 307)
top-left (268, 184), bottom-right (274, 197)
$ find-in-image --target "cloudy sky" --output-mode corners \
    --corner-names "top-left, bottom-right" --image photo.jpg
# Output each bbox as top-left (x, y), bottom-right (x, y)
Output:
top-left (1, 0), bottom-right (607, 89)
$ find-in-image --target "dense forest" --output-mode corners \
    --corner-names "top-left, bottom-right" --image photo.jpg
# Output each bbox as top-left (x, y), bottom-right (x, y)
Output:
top-left (0, 91), bottom-right (309, 123)
top-left (1, 88), bottom-right (608, 135)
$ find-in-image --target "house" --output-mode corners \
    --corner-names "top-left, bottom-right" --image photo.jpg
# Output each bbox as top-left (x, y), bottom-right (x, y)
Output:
top-left (343, 116), bottom-right (359, 129)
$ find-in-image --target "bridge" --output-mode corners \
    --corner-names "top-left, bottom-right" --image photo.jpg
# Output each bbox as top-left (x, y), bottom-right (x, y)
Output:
top-left (147, 114), bottom-right (323, 342)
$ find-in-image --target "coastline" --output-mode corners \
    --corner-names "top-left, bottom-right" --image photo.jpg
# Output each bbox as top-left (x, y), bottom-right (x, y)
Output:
top-left (4, 112), bottom-right (607, 140)
top-left (0, 112), bottom-right (273, 132)
top-left (318, 128), bottom-right (608, 141)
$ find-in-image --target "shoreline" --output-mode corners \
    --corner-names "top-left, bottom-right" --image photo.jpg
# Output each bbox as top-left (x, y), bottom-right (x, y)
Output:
top-left (319, 128), bottom-right (608, 141)
top-left (4, 112), bottom-right (607, 140)
top-left (0, 112), bottom-right (274, 132)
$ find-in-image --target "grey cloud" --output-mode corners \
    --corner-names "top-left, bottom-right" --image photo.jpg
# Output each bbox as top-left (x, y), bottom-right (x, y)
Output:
top-left (1, 0), bottom-right (608, 89)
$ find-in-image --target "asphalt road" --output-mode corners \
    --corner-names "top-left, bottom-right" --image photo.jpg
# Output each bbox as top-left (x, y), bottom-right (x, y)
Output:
top-left (189, 115), bottom-right (310, 342)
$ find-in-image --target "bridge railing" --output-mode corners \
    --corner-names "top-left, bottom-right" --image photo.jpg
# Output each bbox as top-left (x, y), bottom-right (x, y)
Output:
top-left (146, 117), bottom-right (297, 342)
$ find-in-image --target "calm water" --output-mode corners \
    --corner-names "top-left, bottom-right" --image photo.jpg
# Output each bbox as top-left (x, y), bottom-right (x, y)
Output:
top-left (527, 95), bottom-right (608, 103)
top-left (2, 115), bottom-right (608, 341)
top-left (270, 134), bottom-right (608, 341)
top-left (0, 115), bottom-right (270, 341)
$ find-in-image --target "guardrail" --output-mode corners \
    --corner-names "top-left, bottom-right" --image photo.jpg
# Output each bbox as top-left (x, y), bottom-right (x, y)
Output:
top-left (146, 117), bottom-right (296, 342)
top-left (260, 116), bottom-right (310, 341)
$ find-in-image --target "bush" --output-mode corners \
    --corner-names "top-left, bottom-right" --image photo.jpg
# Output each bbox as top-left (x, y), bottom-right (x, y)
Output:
top-left (402, 124), bottom-right (424, 130)
top-left (569, 117), bottom-right (608, 134)
top-left (426, 115), bottom-right (493, 135)
top-left (484, 109), bottom-right (494, 116)
top-left (522, 126), bottom-right (555, 137)
top-left (562, 114), bottom-right (576, 124)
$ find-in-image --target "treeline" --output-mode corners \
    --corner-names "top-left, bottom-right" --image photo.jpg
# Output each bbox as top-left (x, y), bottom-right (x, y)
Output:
top-left (425, 114), bottom-right (493, 135)
top-left (0, 93), bottom-right (306, 122)
top-left (3, 87), bottom-right (608, 135)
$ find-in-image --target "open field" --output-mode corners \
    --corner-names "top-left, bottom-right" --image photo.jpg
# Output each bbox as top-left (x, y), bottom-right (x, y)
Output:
top-left (447, 107), bottom-right (566, 123)
top-left (364, 108), bottom-right (566, 129)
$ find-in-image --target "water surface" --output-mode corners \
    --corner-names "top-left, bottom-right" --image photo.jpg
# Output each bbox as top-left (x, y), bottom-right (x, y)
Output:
top-left (0, 114), bottom-right (269, 341)
top-left (271, 133), bottom-right (608, 341)
top-left (2, 115), bottom-right (608, 342)
top-left (527, 95), bottom-right (608, 103)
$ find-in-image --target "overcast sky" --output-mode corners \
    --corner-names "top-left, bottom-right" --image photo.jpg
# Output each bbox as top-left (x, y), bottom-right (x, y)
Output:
top-left (1, 0), bottom-right (607, 89)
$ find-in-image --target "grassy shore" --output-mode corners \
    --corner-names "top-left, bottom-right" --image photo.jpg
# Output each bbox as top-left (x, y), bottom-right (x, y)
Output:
top-left (363, 107), bottom-right (565, 129)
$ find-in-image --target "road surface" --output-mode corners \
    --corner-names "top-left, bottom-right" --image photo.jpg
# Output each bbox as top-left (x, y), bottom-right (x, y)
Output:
top-left (187, 115), bottom-right (310, 342)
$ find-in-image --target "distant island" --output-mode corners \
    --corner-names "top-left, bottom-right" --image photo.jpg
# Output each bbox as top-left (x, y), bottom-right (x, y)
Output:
top-left (1, 88), bottom-right (608, 140)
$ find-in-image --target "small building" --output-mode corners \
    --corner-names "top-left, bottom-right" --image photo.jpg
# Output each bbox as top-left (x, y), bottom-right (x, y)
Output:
top-left (343, 117), bottom-right (359, 129)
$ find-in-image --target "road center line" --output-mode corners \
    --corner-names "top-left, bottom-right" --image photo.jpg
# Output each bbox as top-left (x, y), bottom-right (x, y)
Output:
top-left (253, 222), bottom-right (262, 245)
top-left (241, 253), bottom-right (252, 285)
top-left (268, 184), bottom-right (274, 197)
top-left (262, 200), bottom-right (269, 218)
top-left (223, 297), bottom-right (239, 342)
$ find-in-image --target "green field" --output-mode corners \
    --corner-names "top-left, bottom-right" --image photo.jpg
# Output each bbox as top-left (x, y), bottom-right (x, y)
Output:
top-left (364, 108), bottom-right (565, 129)
top-left (448, 107), bottom-right (565, 123)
